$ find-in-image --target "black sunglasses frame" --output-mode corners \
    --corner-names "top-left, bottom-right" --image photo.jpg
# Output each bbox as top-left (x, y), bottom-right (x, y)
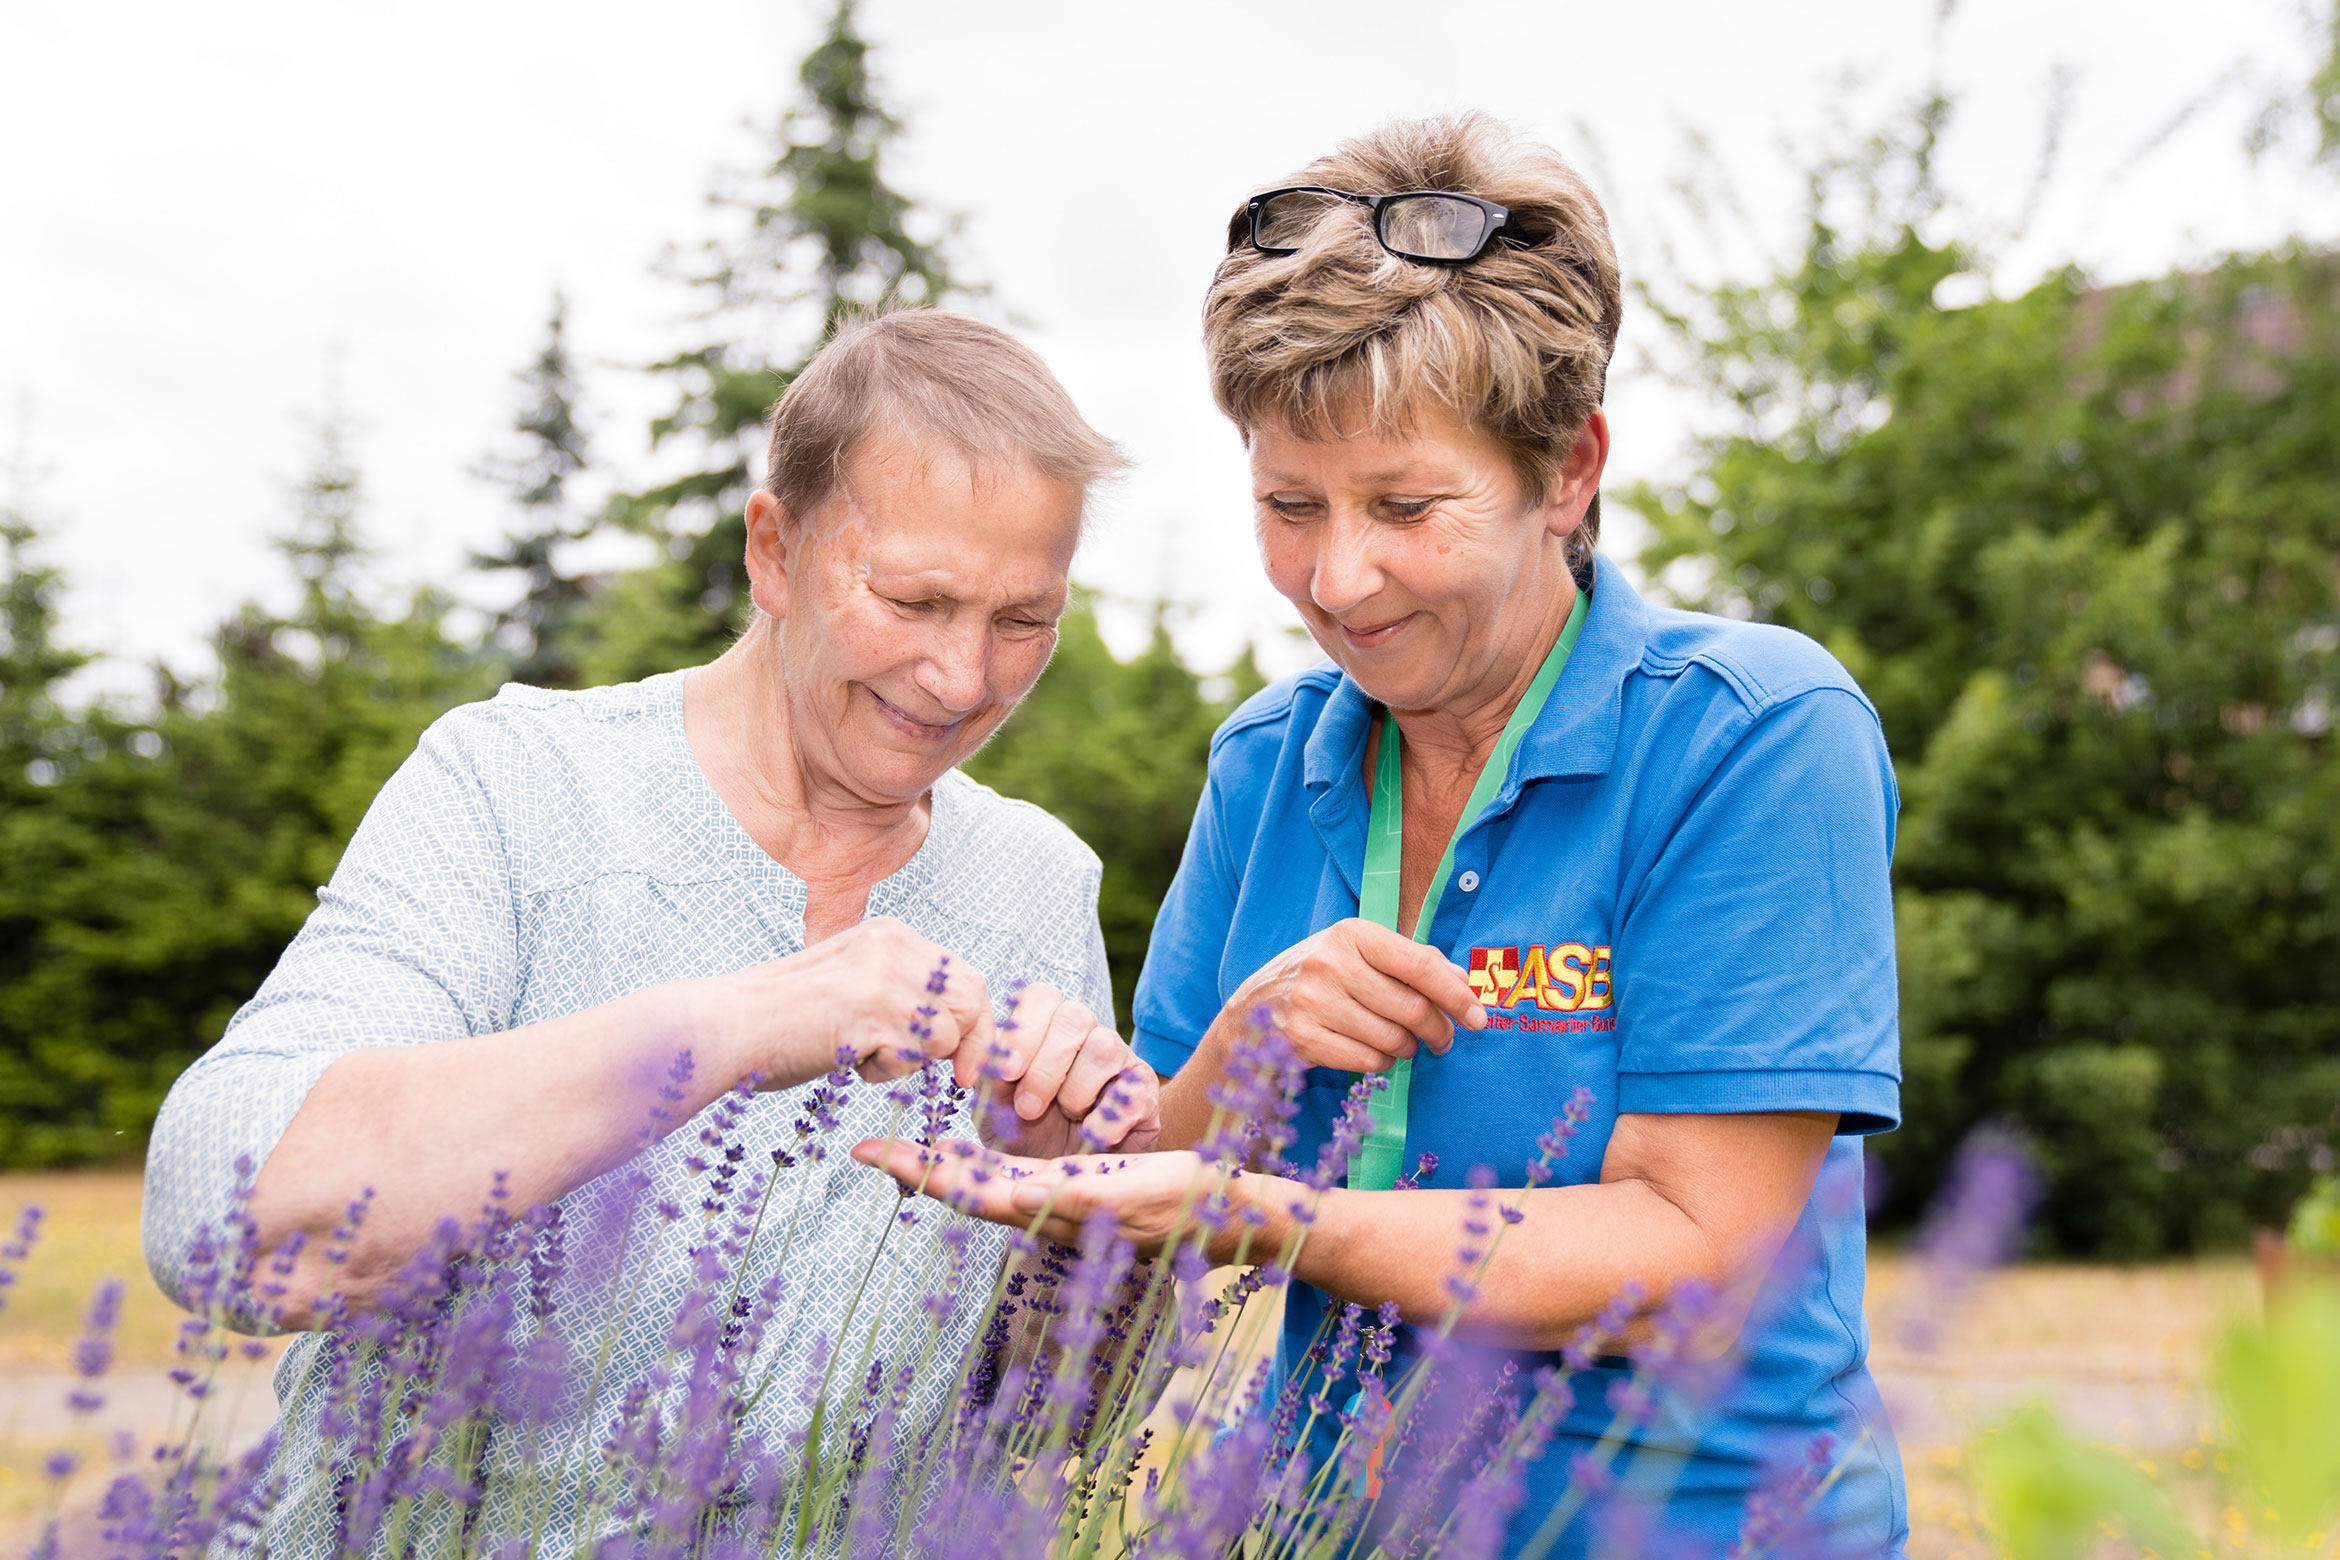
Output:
top-left (1229, 185), bottom-right (1535, 265)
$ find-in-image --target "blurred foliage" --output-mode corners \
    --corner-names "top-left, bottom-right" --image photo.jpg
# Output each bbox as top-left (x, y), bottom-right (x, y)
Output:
top-left (2293, 1175), bottom-right (2340, 1259)
top-left (1971, 1282), bottom-right (2340, 1556)
top-left (1637, 106), bottom-right (2340, 1254)
top-left (0, 418), bottom-right (491, 1165)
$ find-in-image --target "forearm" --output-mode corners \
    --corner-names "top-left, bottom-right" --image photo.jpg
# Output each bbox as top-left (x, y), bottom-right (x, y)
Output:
top-left (1226, 1175), bottom-right (1743, 1353)
top-left (1154, 1020), bottom-right (1238, 1152)
top-left (249, 978), bottom-right (747, 1322)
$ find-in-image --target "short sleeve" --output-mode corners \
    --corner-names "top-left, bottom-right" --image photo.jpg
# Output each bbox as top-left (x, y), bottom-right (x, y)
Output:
top-left (1613, 687), bottom-right (1902, 1134)
top-left (141, 716), bottom-right (522, 1317)
top-left (1130, 765), bottom-right (1241, 1079)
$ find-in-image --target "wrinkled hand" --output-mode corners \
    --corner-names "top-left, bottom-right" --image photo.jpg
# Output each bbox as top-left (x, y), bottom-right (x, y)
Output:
top-left (689, 916), bottom-right (995, 1090)
top-left (967, 984), bottom-right (1161, 1156)
top-left (852, 1140), bottom-right (1278, 1257)
top-left (1228, 918), bottom-right (1486, 1075)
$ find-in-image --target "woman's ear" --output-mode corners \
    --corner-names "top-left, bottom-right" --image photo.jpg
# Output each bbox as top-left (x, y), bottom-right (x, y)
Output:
top-left (743, 489), bottom-right (795, 620)
top-left (1544, 408), bottom-right (1612, 538)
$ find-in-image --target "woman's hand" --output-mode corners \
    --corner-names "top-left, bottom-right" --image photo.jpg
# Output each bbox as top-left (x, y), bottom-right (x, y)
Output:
top-left (851, 1140), bottom-right (1282, 1258)
top-left (975, 984), bottom-right (1161, 1157)
top-left (686, 916), bottom-right (997, 1089)
top-left (1226, 917), bottom-right (1486, 1075)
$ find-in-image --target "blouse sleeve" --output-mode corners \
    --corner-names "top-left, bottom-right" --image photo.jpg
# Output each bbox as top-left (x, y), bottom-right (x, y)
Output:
top-left (140, 714), bottom-right (521, 1323)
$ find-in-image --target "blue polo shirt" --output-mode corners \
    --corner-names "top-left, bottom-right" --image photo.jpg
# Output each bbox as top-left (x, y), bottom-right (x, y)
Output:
top-left (1132, 558), bottom-right (1907, 1558)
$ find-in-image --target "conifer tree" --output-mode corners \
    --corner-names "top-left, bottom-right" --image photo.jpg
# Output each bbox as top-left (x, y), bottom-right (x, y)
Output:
top-left (0, 415), bottom-right (495, 1164)
top-left (581, 0), bottom-right (967, 683)
top-left (0, 456), bottom-right (90, 800)
top-left (474, 294), bottom-right (597, 688)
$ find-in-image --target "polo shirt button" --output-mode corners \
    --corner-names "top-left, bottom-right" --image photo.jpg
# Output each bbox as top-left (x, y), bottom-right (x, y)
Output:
top-left (1457, 870), bottom-right (1481, 892)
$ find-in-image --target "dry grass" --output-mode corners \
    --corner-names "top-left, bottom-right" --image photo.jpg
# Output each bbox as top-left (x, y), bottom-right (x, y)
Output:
top-left (0, 1173), bottom-right (283, 1544)
top-left (1868, 1254), bottom-right (2257, 1560)
top-left (0, 1172), bottom-right (2266, 1558)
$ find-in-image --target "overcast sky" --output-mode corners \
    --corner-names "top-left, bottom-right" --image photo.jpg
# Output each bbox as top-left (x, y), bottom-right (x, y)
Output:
top-left (4, 0), bottom-right (2334, 696)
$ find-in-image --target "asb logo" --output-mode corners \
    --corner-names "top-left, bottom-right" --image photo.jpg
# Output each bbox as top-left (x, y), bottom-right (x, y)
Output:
top-left (1468, 942), bottom-right (1614, 1012)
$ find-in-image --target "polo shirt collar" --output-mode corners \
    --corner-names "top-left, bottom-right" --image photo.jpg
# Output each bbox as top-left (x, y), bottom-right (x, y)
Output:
top-left (1300, 553), bottom-right (1650, 797)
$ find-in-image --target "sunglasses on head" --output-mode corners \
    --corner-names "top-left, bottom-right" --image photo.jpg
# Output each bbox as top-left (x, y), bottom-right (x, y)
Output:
top-left (1228, 185), bottom-right (1537, 265)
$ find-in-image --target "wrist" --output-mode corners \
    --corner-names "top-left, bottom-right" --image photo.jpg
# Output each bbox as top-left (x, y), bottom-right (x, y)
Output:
top-left (1213, 1168), bottom-right (1305, 1268)
top-left (644, 976), bottom-right (756, 1091)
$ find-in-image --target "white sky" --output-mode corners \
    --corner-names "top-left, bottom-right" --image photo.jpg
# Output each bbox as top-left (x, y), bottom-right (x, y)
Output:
top-left (3, 0), bottom-right (2334, 698)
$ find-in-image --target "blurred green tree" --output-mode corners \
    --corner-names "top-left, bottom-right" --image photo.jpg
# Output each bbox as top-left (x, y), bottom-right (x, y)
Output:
top-left (473, 292), bottom-right (598, 689)
top-left (1635, 107), bottom-right (2340, 1254)
top-left (963, 611), bottom-right (1262, 1023)
top-left (580, 0), bottom-right (968, 685)
top-left (0, 417), bottom-right (490, 1163)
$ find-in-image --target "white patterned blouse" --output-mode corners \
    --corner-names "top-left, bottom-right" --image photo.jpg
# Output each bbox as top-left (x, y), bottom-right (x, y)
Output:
top-left (139, 670), bottom-right (1114, 1554)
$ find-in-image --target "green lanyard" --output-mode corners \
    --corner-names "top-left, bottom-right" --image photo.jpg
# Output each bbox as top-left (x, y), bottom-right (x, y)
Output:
top-left (1348, 590), bottom-right (1589, 1191)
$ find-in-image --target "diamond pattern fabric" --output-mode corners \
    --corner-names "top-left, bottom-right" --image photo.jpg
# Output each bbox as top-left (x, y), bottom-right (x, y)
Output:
top-left (140, 671), bottom-right (1114, 1553)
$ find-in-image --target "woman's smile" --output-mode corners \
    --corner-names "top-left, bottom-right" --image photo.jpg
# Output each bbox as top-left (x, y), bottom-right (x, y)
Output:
top-left (865, 685), bottom-right (967, 743)
top-left (1334, 610), bottom-right (1419, 651)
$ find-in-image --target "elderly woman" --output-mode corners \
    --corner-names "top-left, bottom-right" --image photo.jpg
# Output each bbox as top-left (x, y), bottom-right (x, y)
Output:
top-left (142, 311), bottom-right (1159, 1550)
top-left (866, 118), bottom-right (1907, 1556)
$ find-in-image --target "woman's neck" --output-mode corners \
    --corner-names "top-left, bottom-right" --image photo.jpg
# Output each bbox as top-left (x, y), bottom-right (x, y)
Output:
top-left (682, 622), bottom-right (931, 927)
top-left (1388, 570), bottom-right (1581, 781)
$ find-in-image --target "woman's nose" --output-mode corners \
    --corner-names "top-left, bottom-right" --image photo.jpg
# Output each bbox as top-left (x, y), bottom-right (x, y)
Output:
top-left (915, 625), bottom-right (991, 714)
top-left (1311, 510), bottom-right (1383, 614)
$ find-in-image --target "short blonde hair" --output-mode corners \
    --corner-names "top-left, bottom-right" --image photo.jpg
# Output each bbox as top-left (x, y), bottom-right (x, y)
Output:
top-left (763, 310), bottom-right (1125, 521)
top-left (1203, 113), bottom-right (1622, 571)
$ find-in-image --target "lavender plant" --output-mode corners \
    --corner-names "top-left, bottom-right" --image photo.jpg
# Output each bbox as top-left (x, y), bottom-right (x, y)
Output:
top-left (16, 1005), bottom-right (1879, 1560)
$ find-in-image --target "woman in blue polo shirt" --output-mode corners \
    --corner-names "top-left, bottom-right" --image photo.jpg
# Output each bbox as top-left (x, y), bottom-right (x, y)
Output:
top-left (863, 113), bottom-right (1907, 1556)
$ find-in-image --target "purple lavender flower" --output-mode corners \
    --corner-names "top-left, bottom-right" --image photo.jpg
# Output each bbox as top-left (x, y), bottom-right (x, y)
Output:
top-left (0, 1203), bottom-right (43, 1315)
top-left (1730, 1431), bottom-right (1838, 1558)
top-left (1301, 1076), bottom-right (1385, 1191)
top-left (1900, 1125), bottom-right (2039, 1351)
top-left (1527, 1087), bottom-right (1596, 1186)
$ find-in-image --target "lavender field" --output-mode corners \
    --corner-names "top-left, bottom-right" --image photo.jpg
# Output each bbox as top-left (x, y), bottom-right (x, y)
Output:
top-left (0, 1172), bottom-right (2260, 1560)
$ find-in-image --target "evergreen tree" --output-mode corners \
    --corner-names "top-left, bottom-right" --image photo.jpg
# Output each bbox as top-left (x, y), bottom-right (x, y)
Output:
top-left (582, 0), bottom-right (968, 683)
top-left (0, 416), bottom-right (492, 1164)
top-left (0, 455), bottom-right (90, 799)
top-left (474, 294), bottom-right (597, 689)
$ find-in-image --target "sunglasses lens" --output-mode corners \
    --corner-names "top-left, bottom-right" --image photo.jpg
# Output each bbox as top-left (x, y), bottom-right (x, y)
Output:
top-left (1380, 195), bottom-right (1492, 261)
top-left (1254, 190), bottom-right (1346, 252)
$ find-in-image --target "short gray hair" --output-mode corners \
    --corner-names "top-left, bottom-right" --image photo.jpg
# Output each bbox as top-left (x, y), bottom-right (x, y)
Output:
top-left (762, 310), bottom-right (1126, 521)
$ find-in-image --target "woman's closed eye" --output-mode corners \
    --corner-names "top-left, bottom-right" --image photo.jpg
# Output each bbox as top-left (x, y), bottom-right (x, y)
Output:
top-left (1373, 495), bottom-right (1439, 523)
top-left (1261, 492), bottom-right (1323, 521)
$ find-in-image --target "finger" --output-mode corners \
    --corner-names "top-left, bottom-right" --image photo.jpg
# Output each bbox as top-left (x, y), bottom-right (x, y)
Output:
top-left (980, 983), bottom-right (1062, 1092)
top-left (851, 1139), bottom-right (1100, 1241)
top-left (1055, 1027), bottom-right (1132, 1122)
top-left (1350, 925), bottom-right (1487, 1036)
top-left (927, 957), bottom-right (996, 1076)
top-left (855, 1041), bottom-right (929, 1085)
top-left (1069, 1060), bottom-right (1151, 1149)
top-left (1284, 1016), bottom-right (1413, 1076)
top-left (852, 1138), bottom-right (1026, 1214)
top-left (1071, 1061), bottom-right (1155, 1146)
top-left (1105, 1068), bottom-right (1164, 1152)
top-left (1014, 1000), bottom-right (1095, 1121)
top-left (1340, 962), bottom-right (1458, 1056)
top-left (1292, 976), bottom-right (1422, 1062)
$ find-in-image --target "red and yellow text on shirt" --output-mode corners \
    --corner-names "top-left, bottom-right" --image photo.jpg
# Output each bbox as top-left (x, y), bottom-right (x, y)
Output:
top-left (1467, 942), bottom-right (1613, 1012)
